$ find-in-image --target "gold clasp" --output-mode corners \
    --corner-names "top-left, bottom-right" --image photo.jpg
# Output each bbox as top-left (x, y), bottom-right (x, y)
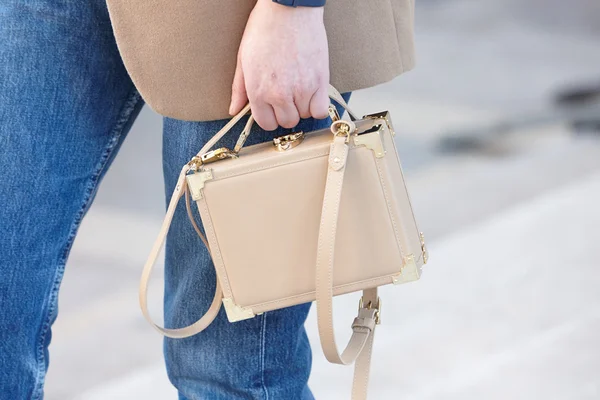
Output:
top-left (202, 147), bottom-right (237, 164)
top-left (330, 120), bottom-right (355, 143)
top-left (187, 156), bottom-right (203, 172)
top-left (273, 132), bottom-right (305, 152)
top-left (187, 147), bottom-right (238, 171)
top-left (187, 147), bottom-right (238, 170)
top-left (359, 296), bottom-right (382, 325)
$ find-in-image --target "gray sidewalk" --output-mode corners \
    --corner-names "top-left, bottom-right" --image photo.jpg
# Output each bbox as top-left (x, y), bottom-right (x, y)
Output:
top-left (74, 152), bottom-right (600, 400)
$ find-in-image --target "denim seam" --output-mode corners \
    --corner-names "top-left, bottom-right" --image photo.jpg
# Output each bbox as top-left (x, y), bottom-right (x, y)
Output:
top-left (260, 313), bottom-right (269, 400)
top-left (31, 87), bottom-right (142, 400)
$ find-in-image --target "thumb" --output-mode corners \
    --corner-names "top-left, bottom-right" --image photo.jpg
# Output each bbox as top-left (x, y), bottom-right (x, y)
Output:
top-left (229, 59), bottom-right (248, 115)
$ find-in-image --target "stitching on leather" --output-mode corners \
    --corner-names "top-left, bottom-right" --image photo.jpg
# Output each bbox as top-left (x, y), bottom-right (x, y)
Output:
top-left (361, 335), bottom-right (375, 396)
top-left (328, 148), bottom-right (346, 361)
top-left (197, 198), bottom-right (233, 296)
top-left (212, 150), bottom-right (330, 180)
top-left (314, 146), bottom-right (328, 355)
top-left (32, 88), bottom-right (142, 400)
top-left (374, 155), bottom-right (405, 259)
top-left (248, 275), bottom-right (393, 310)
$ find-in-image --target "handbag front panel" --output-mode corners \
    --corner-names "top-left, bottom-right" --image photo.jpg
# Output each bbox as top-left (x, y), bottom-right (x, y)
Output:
top-left (196, 134), bottom-right (406, 311)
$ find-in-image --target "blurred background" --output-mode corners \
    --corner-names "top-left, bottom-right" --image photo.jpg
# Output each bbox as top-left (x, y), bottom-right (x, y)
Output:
top-left (46, 0), bottom-right (600, 398)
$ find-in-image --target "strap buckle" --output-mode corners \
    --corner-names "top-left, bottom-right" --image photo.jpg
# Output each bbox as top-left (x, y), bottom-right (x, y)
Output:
top-left (359, 296), bottom-right (382, 325)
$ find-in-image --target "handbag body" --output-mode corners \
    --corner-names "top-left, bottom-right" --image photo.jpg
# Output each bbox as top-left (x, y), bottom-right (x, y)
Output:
top-left (141, 86), bottom-right (428, 399)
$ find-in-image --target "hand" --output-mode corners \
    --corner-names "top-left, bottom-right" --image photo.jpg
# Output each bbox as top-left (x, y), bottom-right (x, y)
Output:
top-left (228, 0), bottom-right (330, 131)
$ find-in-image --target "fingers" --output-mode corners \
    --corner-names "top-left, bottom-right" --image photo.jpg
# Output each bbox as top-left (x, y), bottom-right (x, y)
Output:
top-left (251, 101), bottom-right (278, 131)
top-left (229, 59), bottom-right (248, 116)
top-left (251, 86), bottom-right (328, 130)
top-left (273, 101), bottom-right (300, 129)
top-left (238, 75), bottom-right (329, 130)
top-left (294, 90), bottom-right (312, 119)
top-left (309, 84), bottom-right (330, 120)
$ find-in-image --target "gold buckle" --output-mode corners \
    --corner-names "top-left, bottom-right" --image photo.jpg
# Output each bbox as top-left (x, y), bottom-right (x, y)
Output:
top-left (359, 296), bottom-right (382, 325)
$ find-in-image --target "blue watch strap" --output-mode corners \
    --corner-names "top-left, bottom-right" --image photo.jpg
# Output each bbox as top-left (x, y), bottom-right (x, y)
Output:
top-left (273, 0), bottom-right (326, 7)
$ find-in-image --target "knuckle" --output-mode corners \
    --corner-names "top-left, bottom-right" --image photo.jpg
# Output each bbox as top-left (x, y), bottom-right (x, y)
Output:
top-left (292, 83), bottom-right (310, 100)
top-left (267, 89), bottom-right (292, 106)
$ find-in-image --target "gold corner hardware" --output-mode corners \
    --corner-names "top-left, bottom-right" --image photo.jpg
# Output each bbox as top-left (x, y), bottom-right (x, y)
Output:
top-left (363, 111), bottom-right (396, 136)
top-left (201, 147), bottom-right (238, 165)
top-left (420, 232), bottom-right (429, 264)
top-left (273, 132), bottom-right (305, 152)
top-left (186, 170), bottom-right (213, 201)
top-left (222, 298), bottom-right (256, 322)
top-left (353, 128), bottom-right (386, 158)
top-left (359, 296), bottom-right (382, 325)
top-left (392, 254), bottom-right (421, 285)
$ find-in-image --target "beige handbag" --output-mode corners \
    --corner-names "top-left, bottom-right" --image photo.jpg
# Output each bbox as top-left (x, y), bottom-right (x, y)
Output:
top-left (141, 86), bottom-right (428, 399)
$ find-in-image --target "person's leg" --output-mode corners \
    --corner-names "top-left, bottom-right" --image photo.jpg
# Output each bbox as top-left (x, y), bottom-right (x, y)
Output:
top-left (162, 97), bottom-right (350, 400)
top-left (0, 1), bottom-right (143, 398)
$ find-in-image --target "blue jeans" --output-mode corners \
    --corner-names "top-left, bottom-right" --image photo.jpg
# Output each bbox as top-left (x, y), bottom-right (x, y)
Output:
top-left (0, 1), bottom-right (349, 399)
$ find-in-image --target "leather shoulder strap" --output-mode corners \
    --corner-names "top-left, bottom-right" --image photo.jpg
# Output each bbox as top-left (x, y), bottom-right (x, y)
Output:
top-left (139, 165), bottom-right (223, 338)
top-left (140, 90), bottom-right (378, 398)
top-left (315, 134), bottom-right (380, 399)
top-left (327, 85), bottom-right (358, 120)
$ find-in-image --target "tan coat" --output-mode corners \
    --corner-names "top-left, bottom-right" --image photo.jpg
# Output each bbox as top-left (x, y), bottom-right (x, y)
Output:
top-left (106, 0), bottom-right (415, 121)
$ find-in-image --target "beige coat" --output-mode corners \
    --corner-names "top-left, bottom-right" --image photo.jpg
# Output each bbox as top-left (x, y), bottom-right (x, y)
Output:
top-left (106, 0), bottom-right (415, 121)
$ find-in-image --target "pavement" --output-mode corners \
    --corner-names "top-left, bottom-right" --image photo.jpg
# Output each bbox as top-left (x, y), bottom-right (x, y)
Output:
top-left (43, 0), bottom-right (600, 399)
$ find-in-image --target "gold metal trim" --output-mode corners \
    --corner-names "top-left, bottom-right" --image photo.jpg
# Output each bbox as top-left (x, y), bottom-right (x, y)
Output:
top-left (359, 296), bottom-right (382, 325)
top-left (273, 132), bottom-right (304, 151)
top-left (186, 170), bottom-right (213, 201)
top-left (328, 105), bottom-right (341, 122)
top-left (201, 147), bottom-right (237, 164)
top-left (363, 111), bottom-right (396, 136)
top-left (222, 298), bottom-right (256, 322)
top-left (233, 133), bottom-right (248, 154)
top-left (187, 156), bottom-right (203, 172)
top-left (420, 232), bottom-right (429, 264)
top-left (353, 129), bottom-right (386, 158)
top-left (392, 254), bottom-right (422, 285)
top-left (330, 120), bottom-right (355, 141)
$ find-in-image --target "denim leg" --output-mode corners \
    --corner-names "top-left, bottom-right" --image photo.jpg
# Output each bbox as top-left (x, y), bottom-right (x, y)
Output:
top-left (162, 96), bottom-right (350, 400)
top-left (0, 1), bottom-right (142, 398)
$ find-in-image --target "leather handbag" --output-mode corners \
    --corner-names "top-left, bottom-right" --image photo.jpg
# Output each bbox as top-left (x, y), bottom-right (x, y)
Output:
top-left (141, 86), bottom-right (428, 399)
